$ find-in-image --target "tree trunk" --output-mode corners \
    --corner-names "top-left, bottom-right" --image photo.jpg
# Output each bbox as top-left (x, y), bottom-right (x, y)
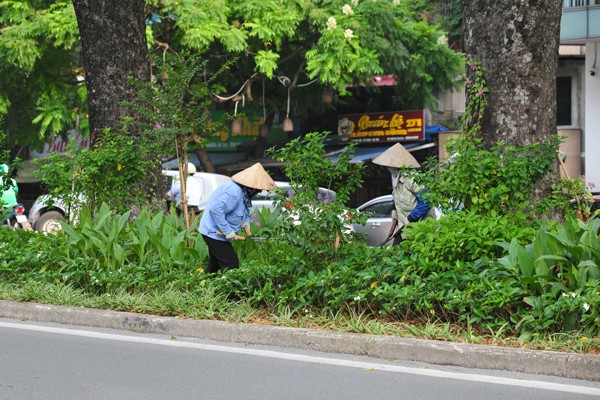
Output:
top-left (195, 148), bottom-right (216, 173)
top-left (73, 1), bottom-right (162, 214)
top-left (462, 0), bottom-right (563, 148)
top-left (462, 1), bottom-right (564, 213)
top-left (73, 0), bottom-right (149, 139)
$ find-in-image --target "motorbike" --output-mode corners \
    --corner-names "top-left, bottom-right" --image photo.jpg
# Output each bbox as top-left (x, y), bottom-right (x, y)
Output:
top-left (1, 203), bottom-right (33, 231)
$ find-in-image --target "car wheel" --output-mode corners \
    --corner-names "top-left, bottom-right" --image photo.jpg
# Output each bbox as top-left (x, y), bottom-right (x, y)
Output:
top-left (35, 211), bottom-right (64, 234)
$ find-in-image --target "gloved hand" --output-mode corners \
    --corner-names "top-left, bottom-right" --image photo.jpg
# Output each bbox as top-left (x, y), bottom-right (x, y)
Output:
top-left (407, 214), bottom-right (416, 223)
top-left (225, 231), bottom-right (237, 240)
top-left (398, 214), bottom-right (410, 227)
top-left (242, 222), bottom-right (252, 237)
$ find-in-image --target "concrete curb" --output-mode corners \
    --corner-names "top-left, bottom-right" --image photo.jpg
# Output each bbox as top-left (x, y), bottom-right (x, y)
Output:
top-left (1, 300), bottom-right (599, 381)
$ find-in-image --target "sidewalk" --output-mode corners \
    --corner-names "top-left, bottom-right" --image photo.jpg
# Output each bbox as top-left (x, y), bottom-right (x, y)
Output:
top-left (1, 299), bottom-right (598, 382)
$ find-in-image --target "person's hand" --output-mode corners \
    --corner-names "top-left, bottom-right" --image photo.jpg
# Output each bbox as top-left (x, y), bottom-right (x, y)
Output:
top-left (398, 214), bottom-right (410, 227)
top-left (242, 222), bottom-right (252, 237)
top-left (225, 231), bottom-right (237, 240)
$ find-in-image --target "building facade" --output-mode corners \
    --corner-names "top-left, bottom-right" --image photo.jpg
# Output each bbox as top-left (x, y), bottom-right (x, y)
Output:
top-left (560, 1), bottom-right (600, 189)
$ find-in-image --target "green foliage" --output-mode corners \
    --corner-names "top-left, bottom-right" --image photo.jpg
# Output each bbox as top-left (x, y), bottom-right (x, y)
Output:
top-left (403, 209), bottom-right (539, 268)
top-left (22, 204), bottom-right (206, 293)
top-left (127, 52), bottom-right (232, 219)
top-left (150, 0), bottom-right (462, 111)
top-left (1, 0), bottom-right (462, 147)
top-left (229, 206), bottom-right (285, 262)
top-left (32, 82), bottom-right (88, 138)
top-left (0, 1), bottom-right (85, 145)
top-left (496, 215), bottom-right (600, 337)
top-left (127, 52), bottom-right (227, 151)
top-left (420, 138), bottom-right (560, 216)
top-left (1, 202), bottom-right (599, 343)
top-left (542, 175), bottom-right (598, 220)
top-left (267, 132), bottom-right (367, 256)
top-left (35, 128), bottom-right (163, 216)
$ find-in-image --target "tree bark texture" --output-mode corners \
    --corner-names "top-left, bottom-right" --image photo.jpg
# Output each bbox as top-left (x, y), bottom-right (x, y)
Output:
top-left (462, 0), bottom-right (563, 148)
top-left (72, 0), bottom-right (149, 139)
top-left (195, 148), bottom-right (216, 173)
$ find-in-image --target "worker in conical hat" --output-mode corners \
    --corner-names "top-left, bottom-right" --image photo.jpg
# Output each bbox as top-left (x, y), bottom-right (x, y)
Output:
top-left (372, 144), bottom-right (435, 245)
top-left (199, 163), bottom-right (277, 273)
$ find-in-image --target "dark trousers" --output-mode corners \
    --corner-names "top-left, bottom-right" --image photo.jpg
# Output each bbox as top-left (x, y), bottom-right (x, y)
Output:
top-left (201, 234), bottom-right (240, 273)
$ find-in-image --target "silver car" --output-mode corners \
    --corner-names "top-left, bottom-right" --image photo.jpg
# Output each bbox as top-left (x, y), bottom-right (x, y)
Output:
top-left (352, 195), bottom-right (445, 246)
top-left (351, 195), bottom-right (395, 246)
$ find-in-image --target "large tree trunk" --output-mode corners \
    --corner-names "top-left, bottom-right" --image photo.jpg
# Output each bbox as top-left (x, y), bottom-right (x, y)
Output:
top-left (462, 0), bottom-right (563, 149)
top-left (73, 0), bottom-right (149, 138)
top-left (73, 1), bottom-right (162, 213)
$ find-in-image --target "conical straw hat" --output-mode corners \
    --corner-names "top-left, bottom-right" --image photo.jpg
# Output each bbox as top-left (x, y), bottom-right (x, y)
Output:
top-left (372, 143), bottom-right (420, 168)
top-left (231, 163), bottom-right (277, 190)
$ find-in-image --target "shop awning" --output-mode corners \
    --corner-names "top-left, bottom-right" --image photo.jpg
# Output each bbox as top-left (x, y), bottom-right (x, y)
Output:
top-left (424, 125), bottom-right (450, 141)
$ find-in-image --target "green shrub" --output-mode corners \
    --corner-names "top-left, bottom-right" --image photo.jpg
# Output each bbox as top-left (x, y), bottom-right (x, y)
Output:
top-left (403, 209), bottom-right (539, 269)
top-left (35, 130), bottom-right (164, 218)
top-left (496, 215), bottom-right (600, 337)
top-left (266, 132), bottom-right (367, 258)
top-left (38, 204), bottom-right (207, 293)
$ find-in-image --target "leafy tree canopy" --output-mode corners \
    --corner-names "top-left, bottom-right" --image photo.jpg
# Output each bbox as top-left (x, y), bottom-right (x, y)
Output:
top-left (0, 0), bottom-right (461, 149)
top-left (149, 0), bottom-right (462, 111)
top-left (0, 1), bottom-right (84, 149)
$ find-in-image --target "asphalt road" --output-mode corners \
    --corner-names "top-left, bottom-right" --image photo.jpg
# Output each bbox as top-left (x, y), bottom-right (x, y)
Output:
top-left (1, 319), bottom-right (599, 400)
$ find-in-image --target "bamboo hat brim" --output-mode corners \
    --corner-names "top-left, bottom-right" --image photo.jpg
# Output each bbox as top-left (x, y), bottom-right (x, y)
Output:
top-left (372, 143), bottom-right (420, 168)
top-left (231, 163), bottom-right (277, 190)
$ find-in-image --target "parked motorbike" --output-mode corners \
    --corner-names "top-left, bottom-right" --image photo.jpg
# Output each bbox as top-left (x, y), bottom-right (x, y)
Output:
top-left (1, 203), bottom-right (33, 231)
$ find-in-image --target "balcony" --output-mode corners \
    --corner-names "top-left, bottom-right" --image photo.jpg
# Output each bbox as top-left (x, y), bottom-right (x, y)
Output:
top-left (561, 0), bottom-right (600, 43)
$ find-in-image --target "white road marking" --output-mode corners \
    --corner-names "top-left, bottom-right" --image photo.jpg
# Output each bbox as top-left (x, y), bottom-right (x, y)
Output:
top-left (1, 320), bottom-right (599, 396)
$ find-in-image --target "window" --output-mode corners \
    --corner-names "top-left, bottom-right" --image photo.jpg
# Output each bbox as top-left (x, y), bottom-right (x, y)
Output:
top-left (563, 0), bottom-right (589, 8)
top-left (556, 76), bottom-right (572, 126)
top-left (361, 200), bottom-right (395, 218)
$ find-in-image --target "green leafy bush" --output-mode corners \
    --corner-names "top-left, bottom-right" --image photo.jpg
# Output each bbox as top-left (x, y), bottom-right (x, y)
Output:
top-left (35, 129), bottom-right (164, 218)
top-left (266, 132), bottom-right (367, 257)
top-left (496, 215), bottom-right (600, 337)
top-left (403, 209), bottom-right (539, 269)
top-left (38, 204), bottom-right (207, 293)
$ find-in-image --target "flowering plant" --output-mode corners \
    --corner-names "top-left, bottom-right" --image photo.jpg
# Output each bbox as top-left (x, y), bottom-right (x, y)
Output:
top-left (267, 132), bottom-right (367, 256)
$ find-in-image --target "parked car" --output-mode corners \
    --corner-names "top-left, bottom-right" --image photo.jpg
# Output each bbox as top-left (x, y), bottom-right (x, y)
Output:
top-left (351, 195), bottom-right (444, 246)
top-left (350, 195), bottom-right (396, 246)
top-left (28, 171), bottom-right (232, 233)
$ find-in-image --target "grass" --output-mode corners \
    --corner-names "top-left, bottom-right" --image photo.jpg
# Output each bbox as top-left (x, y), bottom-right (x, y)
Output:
top-left (1, 280), bottom-right (597, 354)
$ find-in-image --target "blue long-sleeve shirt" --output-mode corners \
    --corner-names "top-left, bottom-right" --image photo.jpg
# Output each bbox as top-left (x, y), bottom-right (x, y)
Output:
top-left (199, 181), bottom-right (251, 241)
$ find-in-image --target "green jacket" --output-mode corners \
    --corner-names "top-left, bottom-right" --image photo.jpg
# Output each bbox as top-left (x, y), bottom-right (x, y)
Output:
top-left (0, 176), bottom-right (18, 208)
